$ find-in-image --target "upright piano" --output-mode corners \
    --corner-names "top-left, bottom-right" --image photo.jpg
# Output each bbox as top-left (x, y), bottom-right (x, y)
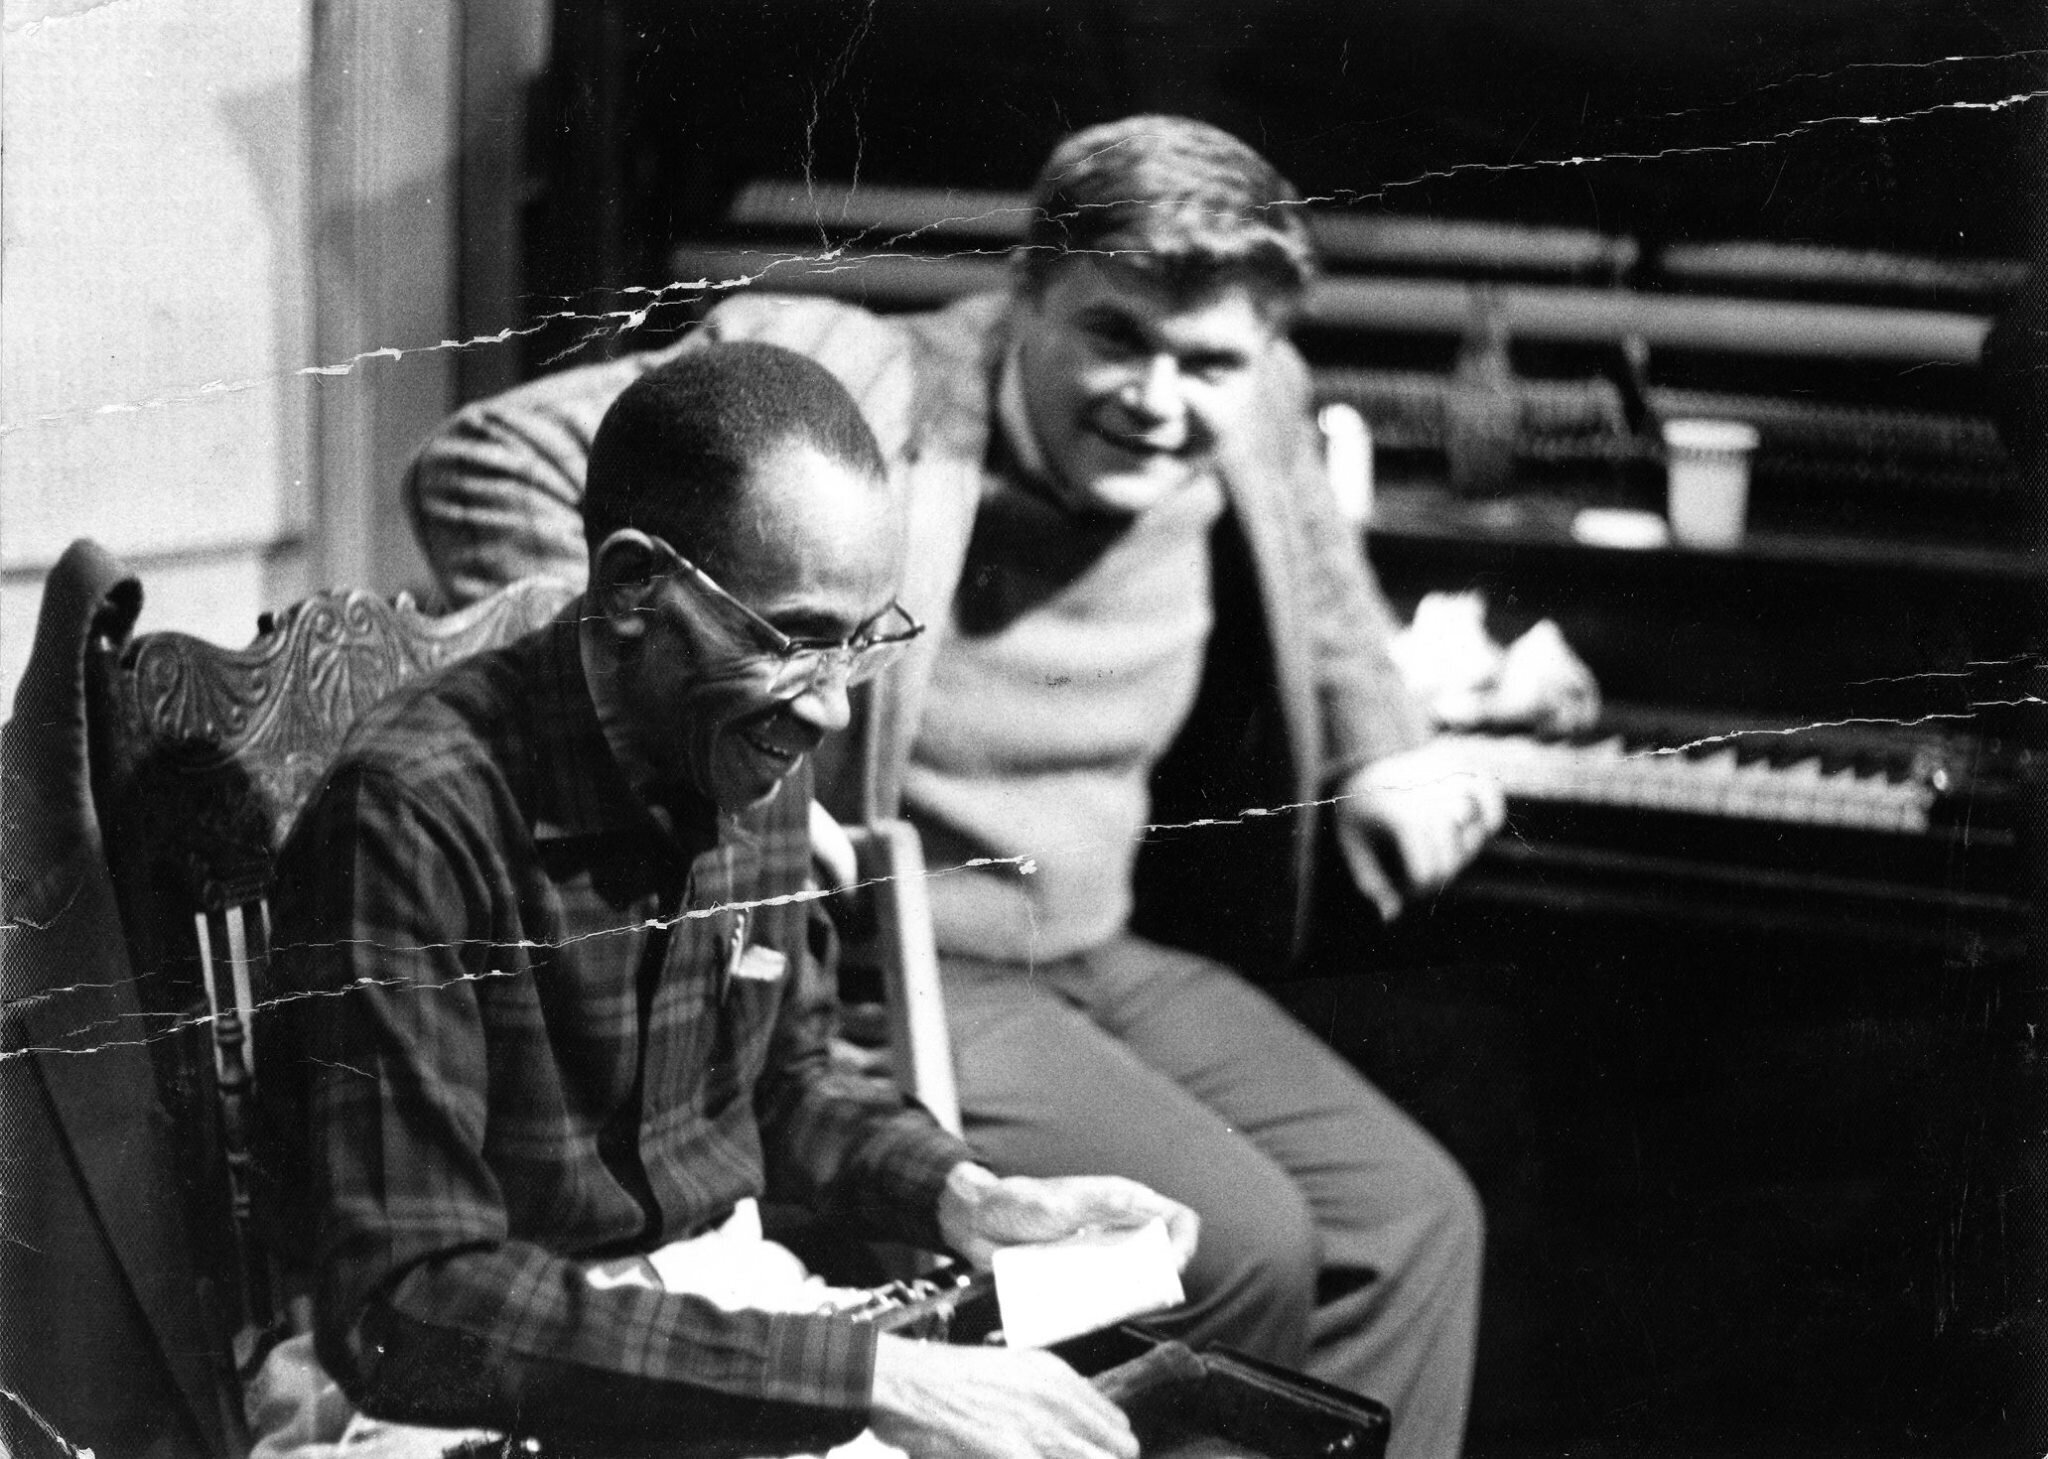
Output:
top-left (1303, 216), bottom-right (2040, 954)
top-left (1295, 214), bottom-right (2045, 1456)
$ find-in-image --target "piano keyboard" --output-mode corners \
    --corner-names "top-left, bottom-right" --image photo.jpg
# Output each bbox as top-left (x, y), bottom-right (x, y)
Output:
top-left (1442, 726), bottom-right (1948, 835)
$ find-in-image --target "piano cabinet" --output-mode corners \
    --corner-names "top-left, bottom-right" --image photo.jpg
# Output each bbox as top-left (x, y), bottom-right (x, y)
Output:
top-left (1290, 514), bottom-right (2045, 1456)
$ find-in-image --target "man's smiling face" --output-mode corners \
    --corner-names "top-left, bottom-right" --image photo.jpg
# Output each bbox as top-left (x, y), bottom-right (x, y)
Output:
top-left (620, 440), bottom-right (903, 813)
top-left (1012, 257), bottom-right (1280, 517)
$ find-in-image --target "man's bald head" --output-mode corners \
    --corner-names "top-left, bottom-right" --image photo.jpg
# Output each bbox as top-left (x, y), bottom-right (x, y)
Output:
top-left (583, 341), bottom-right (888, 580)
top-left (579, 342), bottom-right (905, 812)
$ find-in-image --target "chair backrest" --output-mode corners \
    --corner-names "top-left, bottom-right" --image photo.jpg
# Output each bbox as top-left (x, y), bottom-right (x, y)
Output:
top-left (87, 576), bottom-right (576, 1381)
top-left (844, 819), bottom-right (960, 1137)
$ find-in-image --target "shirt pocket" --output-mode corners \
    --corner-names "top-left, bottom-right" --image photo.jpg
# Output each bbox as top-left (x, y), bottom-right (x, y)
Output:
top-left (714, 942), bottom-right (790, 1099)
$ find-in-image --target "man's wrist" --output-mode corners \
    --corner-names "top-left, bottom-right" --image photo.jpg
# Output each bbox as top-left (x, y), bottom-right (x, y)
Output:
top-left (936, 1161), bottom-right (1001, 1255)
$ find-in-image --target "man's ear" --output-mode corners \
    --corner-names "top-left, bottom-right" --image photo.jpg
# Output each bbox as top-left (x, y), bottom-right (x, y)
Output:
top-left (590, 529), bottom-right (675, 641)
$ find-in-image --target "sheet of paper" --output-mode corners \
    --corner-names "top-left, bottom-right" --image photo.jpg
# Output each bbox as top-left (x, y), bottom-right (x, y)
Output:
top-left (991, 1217), bottom-right (1185, 1349)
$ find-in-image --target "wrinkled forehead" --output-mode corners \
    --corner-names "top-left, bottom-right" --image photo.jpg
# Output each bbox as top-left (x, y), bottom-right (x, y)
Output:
top-left (721, 442), bottom-right (905, 606)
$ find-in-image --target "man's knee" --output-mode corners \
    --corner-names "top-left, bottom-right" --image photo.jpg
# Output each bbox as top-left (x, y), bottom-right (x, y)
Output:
top-left (1332, 1130), bottom-right (1486, 1289)
top-left (1437, 1157), bottom-right (1485, 1267)
top-left (1401, 1144), bottom-right (1485, 1288)
top-left (1190, 1172), bottom-right (1319, 1323)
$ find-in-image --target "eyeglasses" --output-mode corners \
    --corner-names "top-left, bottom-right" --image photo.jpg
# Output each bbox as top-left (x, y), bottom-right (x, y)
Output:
top-left (664, 549), bottom-right (925, 699)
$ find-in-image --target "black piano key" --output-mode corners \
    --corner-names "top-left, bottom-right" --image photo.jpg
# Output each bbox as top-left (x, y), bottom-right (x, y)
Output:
top-left (1817, 747), bottom-right (1861, 777)
top-left (1756, 740), bottom-right (1810, 769)
top-left (1733, 737), bottom-right (1777, 766)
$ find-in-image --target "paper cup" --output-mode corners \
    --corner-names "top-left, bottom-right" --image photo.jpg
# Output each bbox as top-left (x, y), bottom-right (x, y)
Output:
top-left (1662, 419), bottom-right (1759, 549)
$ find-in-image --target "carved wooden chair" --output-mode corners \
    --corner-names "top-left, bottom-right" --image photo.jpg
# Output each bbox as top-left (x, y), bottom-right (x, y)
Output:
top-left (81, 564), bottom-right (960, 1438)
top-left (86, 575), bottom-right (579, 1391)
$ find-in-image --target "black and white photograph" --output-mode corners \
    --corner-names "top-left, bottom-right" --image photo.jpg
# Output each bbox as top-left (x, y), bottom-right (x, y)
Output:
top-left (2, 3), bottom-right (2042, 1456)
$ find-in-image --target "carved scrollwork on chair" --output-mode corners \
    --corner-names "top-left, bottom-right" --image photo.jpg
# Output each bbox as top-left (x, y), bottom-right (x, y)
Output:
top-left (115, 579), bottom-right (575, 851)
top-left (87, 573), bottom-right (577, 1380)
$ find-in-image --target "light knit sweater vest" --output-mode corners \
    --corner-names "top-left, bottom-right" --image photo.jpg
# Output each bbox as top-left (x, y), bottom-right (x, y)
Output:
top-left (905, 459), bottom-right (1225, 961)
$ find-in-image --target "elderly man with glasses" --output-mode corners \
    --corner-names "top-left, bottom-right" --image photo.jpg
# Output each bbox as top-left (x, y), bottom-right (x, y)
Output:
top-left (266, 342), bottom-right (1194, 1459)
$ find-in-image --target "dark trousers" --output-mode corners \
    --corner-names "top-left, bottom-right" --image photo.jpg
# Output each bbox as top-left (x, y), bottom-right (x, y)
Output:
top-left (941, 934), bottom-right (1482, 1459)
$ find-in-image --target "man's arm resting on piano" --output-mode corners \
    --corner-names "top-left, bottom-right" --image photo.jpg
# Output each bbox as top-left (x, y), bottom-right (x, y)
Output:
top-left (1333, 740), bottom-right (1509, 922)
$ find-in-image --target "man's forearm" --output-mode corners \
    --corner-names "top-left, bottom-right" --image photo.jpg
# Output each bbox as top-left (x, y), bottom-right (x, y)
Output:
top-left (759, 1048), bottom-right (979, 1251)
top-left (323, 1241), bottom-right (877, 1446)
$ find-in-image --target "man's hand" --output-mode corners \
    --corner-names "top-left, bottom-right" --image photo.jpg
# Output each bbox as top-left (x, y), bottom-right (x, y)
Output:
top-left (871, 1335), bottom-right (1137, 1459)
top-left (1336, 740), bottom-right (1507, 922)
top-left (935, 1164), bottom-right (1198, 1272)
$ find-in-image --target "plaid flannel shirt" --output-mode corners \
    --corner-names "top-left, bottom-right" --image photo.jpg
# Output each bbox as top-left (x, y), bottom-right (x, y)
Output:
top-left (270, 608), bottom-right (973, 1449)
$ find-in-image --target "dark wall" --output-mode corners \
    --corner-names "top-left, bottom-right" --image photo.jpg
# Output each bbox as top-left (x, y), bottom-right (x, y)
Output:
top-left (526, 0), bottom-right (2044, 336)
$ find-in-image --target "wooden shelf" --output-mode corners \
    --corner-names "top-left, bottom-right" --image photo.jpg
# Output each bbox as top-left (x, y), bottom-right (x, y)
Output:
top-left (1366, 486), bottom-right (2043, 583)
